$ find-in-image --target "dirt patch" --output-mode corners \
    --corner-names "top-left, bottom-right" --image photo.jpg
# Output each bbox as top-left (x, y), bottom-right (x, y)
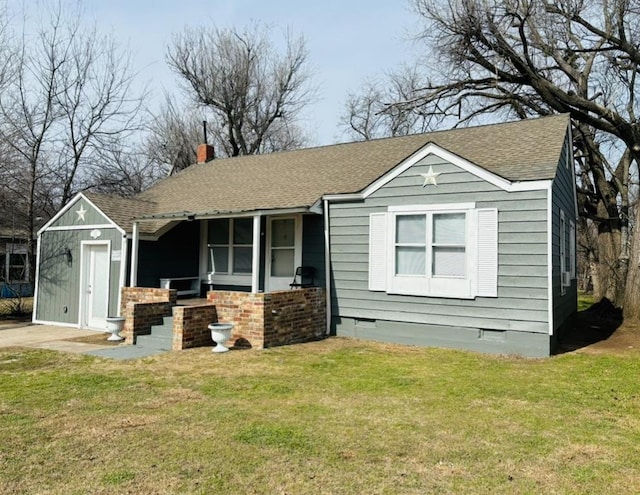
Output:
top-left (558, 299), bottom-right (640, 355)
top-left (64, 333), bottom-right (121, 346)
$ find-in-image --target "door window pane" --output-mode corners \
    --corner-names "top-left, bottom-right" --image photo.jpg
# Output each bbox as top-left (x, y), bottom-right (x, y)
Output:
top-left (272, 219), bottom-right (295, 247)
top-left (272, 248), bottom-right (294, 277)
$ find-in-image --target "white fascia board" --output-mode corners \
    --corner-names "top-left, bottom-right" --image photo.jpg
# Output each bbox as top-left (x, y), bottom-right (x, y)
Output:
top-left (82, 194), bottom-right (126, 235)
top-left (568, 125), bottom-right (579, 218)
top-left (323, 143), bottom-right (554, 203)
top-left (38, 192), bottom-right (125, 236)
top-left (547, 181), bottom-right (554, 336)
top-left (37, 193), bottom-right (84, 235)
top-left (134, 207), bottom-right (309, 223)
top-left (322, 193), bottom-right (363, 202)
top-left (45, 224), bottom-right (117, 232)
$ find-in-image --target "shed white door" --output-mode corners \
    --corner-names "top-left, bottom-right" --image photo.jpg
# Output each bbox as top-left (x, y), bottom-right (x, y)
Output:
top-left (81, 243), bottom-right (110, 329)
top-left (266, 216), bottom-right (302, 291)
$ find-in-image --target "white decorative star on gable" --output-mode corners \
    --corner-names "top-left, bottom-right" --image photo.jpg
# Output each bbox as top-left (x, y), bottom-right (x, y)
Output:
top-left (420, 166), bottom-right (441, 187)
top-left (75, 205), bottom-right (87, 222)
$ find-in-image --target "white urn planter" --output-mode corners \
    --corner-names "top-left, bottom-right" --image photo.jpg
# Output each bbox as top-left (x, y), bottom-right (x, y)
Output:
top-left (105, 317), bottom-right (125, 341)
top-left (208, 323), bottom-right (234, 353)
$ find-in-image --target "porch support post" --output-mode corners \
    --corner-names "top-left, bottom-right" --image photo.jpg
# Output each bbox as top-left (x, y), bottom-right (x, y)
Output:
top-left (323, 199), bottom-right (332, 336)
top-left (130, 221), bottom-right (140, 287)
top-left (251, 214), bottom-right (260, 293)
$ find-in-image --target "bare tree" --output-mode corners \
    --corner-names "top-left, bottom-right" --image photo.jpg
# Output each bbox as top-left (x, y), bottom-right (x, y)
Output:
top-left (341, 67), bottom-right (437, 140)
top-left (166, 23), bottom-right (315, 157)
top-left (378, 0), bottom-right (640, 316)
top-left (145, 95), bottom-right (202, 175)
top-left (0, 1), bottom-right (146, 283)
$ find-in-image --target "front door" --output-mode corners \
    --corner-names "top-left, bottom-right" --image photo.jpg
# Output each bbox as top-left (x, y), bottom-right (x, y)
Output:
top-left (266, 216), bottom-right (301, 291)
top-left (81, 243), bottom-right (110, 329)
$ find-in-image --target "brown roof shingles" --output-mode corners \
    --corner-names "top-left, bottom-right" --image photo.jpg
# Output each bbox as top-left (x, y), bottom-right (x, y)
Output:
top-left (92, 114), bottom-right (571, 234)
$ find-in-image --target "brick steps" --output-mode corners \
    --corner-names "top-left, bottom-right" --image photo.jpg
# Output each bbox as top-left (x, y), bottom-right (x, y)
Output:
top-left (135, 316), bottom-right (174, 351)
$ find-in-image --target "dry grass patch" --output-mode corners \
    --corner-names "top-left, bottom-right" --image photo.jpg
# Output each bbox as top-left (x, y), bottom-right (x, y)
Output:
top-left (1, 338), bottom-right (640, 494)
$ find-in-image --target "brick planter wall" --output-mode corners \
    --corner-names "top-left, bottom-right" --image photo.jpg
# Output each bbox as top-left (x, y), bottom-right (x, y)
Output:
top-left (120, 287), bottom-right (177, 314)
top-left (264, 288), bottom-right (326, 347)
top-left (207, 288), bottom-right (326, 349)
top-left (172, 304), bottom-right (218, 350)
top-left (120, 287), bottom-right (176, 344)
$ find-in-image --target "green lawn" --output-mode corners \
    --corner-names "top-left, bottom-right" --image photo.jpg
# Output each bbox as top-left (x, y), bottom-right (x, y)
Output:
top-left (1, 337), bottom-right (639, 494)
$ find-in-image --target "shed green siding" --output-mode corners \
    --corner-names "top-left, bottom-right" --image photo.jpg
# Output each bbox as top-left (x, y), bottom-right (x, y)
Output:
top-left (49, 197), bottom-right (112, 229)
top-left (330, 153), bottom-right (553, 355)
top-left (35, 228), bottom-right (123, 325)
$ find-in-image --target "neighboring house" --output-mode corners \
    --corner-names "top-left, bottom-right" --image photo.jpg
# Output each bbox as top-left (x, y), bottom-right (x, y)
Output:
top-left (0, 227), bottom-right (32, 297)
top-left (33, 114), bottom-right (577, 356)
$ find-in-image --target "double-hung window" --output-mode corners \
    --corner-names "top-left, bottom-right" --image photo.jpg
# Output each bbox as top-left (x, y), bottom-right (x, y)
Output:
top-left (207, 218), bottom-right (253, 277)
top-left (369, 203), bottom-right (498, 299)
top-left (559, 209), bottom-right (576, 293)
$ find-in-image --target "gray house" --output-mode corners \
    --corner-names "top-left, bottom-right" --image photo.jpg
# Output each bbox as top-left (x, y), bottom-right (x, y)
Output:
top-left (34, 114), bottom-right (577, 356)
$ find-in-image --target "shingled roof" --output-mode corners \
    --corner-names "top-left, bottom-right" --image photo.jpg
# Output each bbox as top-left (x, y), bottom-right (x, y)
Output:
top-left (90, 114), bottom-right (570, 234)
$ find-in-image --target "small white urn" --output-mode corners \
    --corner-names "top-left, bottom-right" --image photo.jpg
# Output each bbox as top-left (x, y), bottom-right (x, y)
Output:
top-left (105, 317), bottom-right (125, 341)
top-left (208, 323), bottom-right (234, 353)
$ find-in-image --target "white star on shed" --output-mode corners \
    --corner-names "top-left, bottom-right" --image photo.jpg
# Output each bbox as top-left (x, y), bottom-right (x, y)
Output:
top-left (420, 166), bottom-right (441, 187)
top-left (76, 205), bottom-right (87, 222)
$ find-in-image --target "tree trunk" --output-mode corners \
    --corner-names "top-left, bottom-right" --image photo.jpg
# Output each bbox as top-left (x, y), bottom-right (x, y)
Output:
top-left (623, 206), bottom-right (640, 321)
top-left (593, 229), bottom-right (622, 304)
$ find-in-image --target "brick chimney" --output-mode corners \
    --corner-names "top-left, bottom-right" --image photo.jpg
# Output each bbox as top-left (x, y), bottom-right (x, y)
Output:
top-left (197, 143), bottom-right (215, 164)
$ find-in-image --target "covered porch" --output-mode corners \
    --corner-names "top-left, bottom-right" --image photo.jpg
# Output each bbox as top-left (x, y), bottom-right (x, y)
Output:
top-left (120, 207), bottom-right (330, 350)
top-left (129, 208), bottom-right (326, 296)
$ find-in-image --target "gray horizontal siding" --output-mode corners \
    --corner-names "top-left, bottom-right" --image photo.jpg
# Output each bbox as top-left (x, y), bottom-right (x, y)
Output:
top-left (552, 133), bottom-right (578, 334)
top-left (329, 154), bottom-right (552, 341)
top-left (36, 228), bottom-right (123, 325)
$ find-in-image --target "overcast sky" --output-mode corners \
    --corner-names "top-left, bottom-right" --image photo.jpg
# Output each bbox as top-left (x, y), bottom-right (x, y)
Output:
top-left (14, 0), bottom-right (419, 146)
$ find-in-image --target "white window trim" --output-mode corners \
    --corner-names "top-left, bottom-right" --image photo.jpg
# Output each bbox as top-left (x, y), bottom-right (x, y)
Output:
top-left (388, 203), bottom-right (476, 299)
top-left (205, 218), bottom-right (254, 286)
top-left (560, 209), bottom-right (570, 294)
top-left (569, 219), bottom-right (576, 280)
top-left (369, 202), bottom-right (497, 299)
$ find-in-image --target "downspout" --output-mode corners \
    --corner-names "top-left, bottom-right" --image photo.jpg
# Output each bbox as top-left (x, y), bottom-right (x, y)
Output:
top-left (251, 214), bottom-right (261, 293)
top-left (323, 199), bottom-right (332, 336)
top-left (118, 235), bottom-right (128, 316)
top-left (130, 221), bottom-right (139, 287)
top-left (31, 232), bottom-right (42, 323)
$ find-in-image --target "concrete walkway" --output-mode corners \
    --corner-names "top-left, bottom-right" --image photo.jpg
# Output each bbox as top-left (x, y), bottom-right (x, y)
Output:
top-left (0, 322), bottom-right (172, 359)
top-left (0, 323), bottom-right (114, 353)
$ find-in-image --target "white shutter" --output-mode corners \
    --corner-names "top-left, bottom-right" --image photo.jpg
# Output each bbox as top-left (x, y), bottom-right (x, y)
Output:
top-left (368, 213), bottom-right (388, 291)
top-left (476, 208), bottom-right (498, 297)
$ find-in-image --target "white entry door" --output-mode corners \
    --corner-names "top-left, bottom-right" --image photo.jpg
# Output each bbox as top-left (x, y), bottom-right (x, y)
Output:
top-left (266, 216), bottom-right (301, 291)
top-left (81, 243), bottom-right (110, 329)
